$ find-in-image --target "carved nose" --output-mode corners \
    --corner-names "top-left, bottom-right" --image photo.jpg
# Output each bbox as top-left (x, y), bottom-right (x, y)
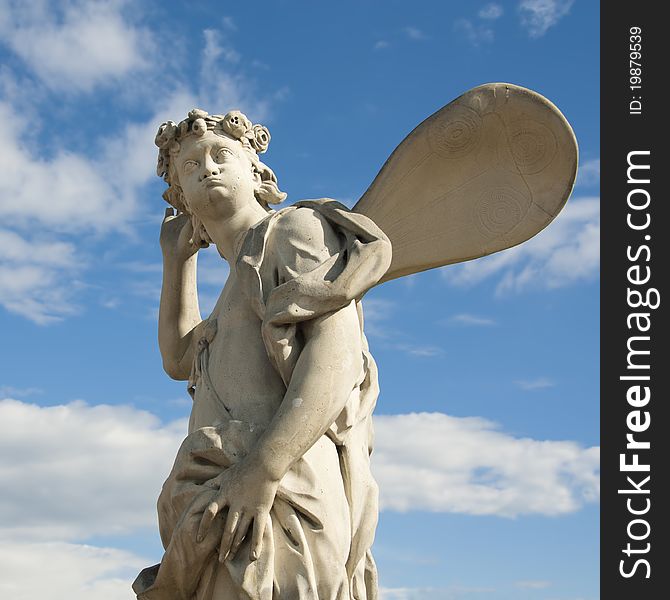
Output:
top-left (201, 156), bottom-right (220, 180)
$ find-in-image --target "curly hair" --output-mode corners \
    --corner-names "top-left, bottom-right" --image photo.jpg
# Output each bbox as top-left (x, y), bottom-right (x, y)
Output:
top-left (155, 109), bottom-right (287, 246)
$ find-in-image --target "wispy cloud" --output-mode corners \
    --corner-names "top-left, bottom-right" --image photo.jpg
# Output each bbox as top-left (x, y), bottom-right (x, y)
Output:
top-left (362, 298), bottom-right (443, 358)
top-left (374, 40), bottom-right (390, 50)
top-left (479, 3), bottom-right (504, 20)
top-left (519, 0), bottom-right (575, 38)
top-left (441, 197), bottom-right (600, 293)
top-left (448, 314), bottom-right (496, 327)
top-left (361, 298), bottom-right (397, 336)
top-left (374, 412), bottom-right (599, 516)
top-left (515, 378), bottom-right (556, 391)
top-left (455, 19), bottom-right (495, 46)
top-left (203, 27), bottom-right (240, 66)
top-left (404, 26), bottom-right (428, 41)
top-left (221, 15), bottom-right (237, 31)
top-left (575, 158), bottom-right (600, 189)
top-left (515, 579), bottom-right (552, 589)
top-left (380, 585), bottom-right (495, 600)
top-left (395, 344), bottom-right (443, 358)
top-left (0, 0), bottom-right (154, 93)
top-left (455, 3), bottom-right (504, 47)
top-left (0, 385), bottom-right (42, 397)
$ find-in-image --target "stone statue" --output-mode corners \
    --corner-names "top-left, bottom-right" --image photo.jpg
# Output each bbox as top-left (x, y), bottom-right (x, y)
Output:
top-left (133, 84), bottom-right (578, 600)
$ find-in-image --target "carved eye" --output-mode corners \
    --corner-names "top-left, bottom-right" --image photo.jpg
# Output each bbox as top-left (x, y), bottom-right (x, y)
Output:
top-left (182, 160), bottom-right (198, 173)
top-left (216, 148), bottom-right (233, 162)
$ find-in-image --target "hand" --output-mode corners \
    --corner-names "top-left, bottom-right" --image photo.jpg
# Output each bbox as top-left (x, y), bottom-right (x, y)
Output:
top-left (160, 207), bottom-right (204, 262)
top-left (197, 459), bottom-right (279, 563)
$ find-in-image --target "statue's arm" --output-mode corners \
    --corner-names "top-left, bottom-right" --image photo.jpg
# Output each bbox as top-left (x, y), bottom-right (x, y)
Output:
top-left (250, 303), bottom-right (361, 478)
top-left (158, 209), bottom-right (204, 380)
top-left (196, 301), bottom-right (361, 561)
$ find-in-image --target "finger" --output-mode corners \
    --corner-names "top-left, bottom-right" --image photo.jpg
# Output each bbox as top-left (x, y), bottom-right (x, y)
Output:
top-left (196, 500), bottom-right (220, 543)
top-left (227, 513), bottom-right (252, 560)
top-left (249, 511), bottom-right (268, 561)
top-left (175, 463), bottom-right (222, 483)
top-left (218, 510), bottom-right (240, 562)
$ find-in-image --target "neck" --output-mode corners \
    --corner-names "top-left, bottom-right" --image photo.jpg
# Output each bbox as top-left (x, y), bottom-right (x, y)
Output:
top-left (203, 202), bottom-right (270, 262)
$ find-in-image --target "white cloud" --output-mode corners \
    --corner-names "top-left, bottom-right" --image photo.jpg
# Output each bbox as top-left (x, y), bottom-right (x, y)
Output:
top-left (0, 228), bottom-right (82, 323)
top-left (0, 101), bottom-right (129, 233)
top-left (0, 90), bottom-right (196, 236)
top-left (515, 377), bottom-right (556, 391)
top-left (575, 158), bottom-right (600, 189)
top-left (0, 399), bottom-right (598, 597)
top-left (0, 399), bottom-right (598, 547)
top-left (0, 0), bottom-right (154, 93)
top-left (0, 398), bottom-right (185, 540)
top-left (373, 412), bottom-right (599, 516)
top-left (441, 197), bottom-right (600, 293)
top-left (0, 541), bottom-right (143, 600)
top-left (479, 4), bottom-right (504, 20)
top-left (519, 0), bottom-right (575, 38)
top-left (374, 40), bottom-right (390, 50)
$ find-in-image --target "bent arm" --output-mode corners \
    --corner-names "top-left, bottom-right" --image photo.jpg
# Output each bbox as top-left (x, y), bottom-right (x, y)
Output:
top-left (246, 301), bottom-right (362, 482)
top-left (158, 253), bottom-right (203, 380)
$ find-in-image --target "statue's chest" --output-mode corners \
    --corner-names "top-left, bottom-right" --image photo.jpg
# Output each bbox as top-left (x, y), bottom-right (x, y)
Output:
top-left (189, 273), bottom-right (284, 428)
top-left (205, 276), bottom-right (268, 372)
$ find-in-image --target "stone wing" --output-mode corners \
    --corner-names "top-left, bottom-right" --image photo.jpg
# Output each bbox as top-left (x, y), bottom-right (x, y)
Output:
top-left (353, 82), bottom-right (578, 283)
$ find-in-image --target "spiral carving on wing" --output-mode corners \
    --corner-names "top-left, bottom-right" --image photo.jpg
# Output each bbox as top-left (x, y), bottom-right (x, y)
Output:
top-left (474, 187), bottom-right (526, 236)
top-left (428, 105), bottom-right (482, 158)
top-left (507, 119), bottom-right (557, 174)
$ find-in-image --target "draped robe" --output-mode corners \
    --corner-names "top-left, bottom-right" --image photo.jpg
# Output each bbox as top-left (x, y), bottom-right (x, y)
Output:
top-left (134, 200), bottom-right (392, 600)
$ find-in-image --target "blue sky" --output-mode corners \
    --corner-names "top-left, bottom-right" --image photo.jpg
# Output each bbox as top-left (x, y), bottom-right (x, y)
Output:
top-left (0, 1), bottom-right (599, 599)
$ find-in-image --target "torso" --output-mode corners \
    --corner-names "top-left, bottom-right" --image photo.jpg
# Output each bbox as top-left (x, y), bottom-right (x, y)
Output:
top-left (188, 268), bottom-right (286, 433)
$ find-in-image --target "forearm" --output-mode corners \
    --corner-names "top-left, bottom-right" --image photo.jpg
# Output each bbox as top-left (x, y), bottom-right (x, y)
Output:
top-left (247, 304), bottom-right (362, 481)
top-left (158, 254), bottom-right (202, 379)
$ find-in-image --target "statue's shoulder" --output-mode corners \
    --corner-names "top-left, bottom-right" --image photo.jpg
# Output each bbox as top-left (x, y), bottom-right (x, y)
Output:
top-left (272, 200), bottom-right (340, 235)
top-left (269, 200), bottom-right (343, 258)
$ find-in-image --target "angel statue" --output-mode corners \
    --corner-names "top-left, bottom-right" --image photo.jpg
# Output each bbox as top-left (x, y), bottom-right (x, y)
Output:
top-left (133, 84), bottom-right (577, 600)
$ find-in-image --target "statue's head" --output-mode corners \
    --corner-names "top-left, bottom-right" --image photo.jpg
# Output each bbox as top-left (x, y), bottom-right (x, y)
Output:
top-left (155, 109), bottom-right (286, 246)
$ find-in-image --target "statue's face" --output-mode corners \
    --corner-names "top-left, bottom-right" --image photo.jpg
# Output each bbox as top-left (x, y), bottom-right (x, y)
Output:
top-left (175, 130), bottom-right (257, 219)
